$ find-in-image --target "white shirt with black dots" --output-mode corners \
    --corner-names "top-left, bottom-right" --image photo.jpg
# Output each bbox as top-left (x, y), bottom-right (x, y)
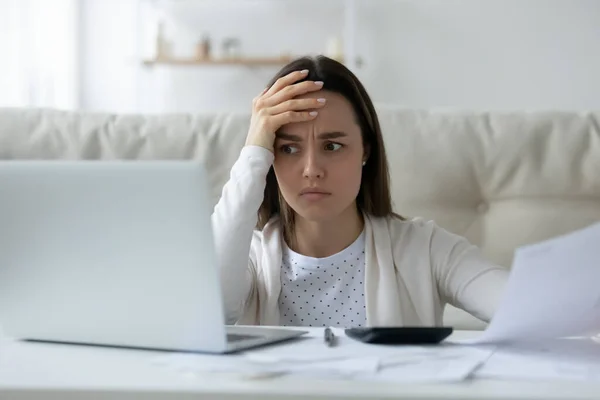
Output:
top-left (278, 230), bottom-right (366, 328)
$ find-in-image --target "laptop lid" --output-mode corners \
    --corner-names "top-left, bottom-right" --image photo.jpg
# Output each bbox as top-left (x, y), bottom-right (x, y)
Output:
top-left (0, 160), bottom-right (229, 352)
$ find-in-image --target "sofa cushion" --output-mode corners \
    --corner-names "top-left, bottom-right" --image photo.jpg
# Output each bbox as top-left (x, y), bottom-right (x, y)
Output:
top-left (1, 106), bottom-right (599, 329)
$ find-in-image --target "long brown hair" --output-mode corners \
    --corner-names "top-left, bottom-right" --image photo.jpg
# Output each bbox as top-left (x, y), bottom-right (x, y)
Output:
top-left (257, 55), bottom-right (404, 243)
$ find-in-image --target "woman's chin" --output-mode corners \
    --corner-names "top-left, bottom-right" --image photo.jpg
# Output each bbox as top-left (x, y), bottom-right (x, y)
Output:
top-left (292, 206), bottom-right (331, 222)
top-left (292, 204), bottom-right (350, 223)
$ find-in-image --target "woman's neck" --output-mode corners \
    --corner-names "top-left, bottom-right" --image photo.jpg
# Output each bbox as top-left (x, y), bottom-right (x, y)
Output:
top-left (289, 205), bottom-right (364, 258)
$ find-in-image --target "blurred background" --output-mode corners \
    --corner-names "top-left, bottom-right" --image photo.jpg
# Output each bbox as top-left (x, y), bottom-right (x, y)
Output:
top-left (1, 0), bottom-right (599, 114)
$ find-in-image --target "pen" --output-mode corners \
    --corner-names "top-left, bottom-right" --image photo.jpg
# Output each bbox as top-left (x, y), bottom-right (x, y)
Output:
top-left (324, 327), bottom-right (337, 347)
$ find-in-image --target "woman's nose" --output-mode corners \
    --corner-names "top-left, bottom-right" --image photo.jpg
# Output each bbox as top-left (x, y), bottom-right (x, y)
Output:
top-left (302, 150), bottom-right (325, 179)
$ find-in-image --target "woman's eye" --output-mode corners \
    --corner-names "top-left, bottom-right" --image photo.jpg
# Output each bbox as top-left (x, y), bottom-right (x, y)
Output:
top-left (325, 142), bottom-right (343, 151)
top-left (281, 145), bottom-right (299, 154)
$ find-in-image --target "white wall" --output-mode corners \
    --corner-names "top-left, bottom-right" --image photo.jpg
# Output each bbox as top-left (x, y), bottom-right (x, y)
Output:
top-left (0, 0), bottom-right (78, 109)
top-left (79, 0), bottom-right (139, 112)
top-left (359, 0), bottom-right (600, 110)
top-left (79, 0), bottom-right (600, 113)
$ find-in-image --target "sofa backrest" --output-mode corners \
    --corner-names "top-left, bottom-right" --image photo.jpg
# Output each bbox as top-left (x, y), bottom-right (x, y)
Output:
top-left (2, 107), bottom-right (599, 328)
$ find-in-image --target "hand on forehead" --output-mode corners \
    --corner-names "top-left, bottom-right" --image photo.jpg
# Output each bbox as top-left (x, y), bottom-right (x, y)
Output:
top-left (280, 91), bottom-right (361, 140)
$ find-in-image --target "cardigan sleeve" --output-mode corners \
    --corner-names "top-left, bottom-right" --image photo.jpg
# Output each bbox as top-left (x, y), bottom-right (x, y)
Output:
top-left (429, 222), bottom-right (509, 322)
top-left (211, 145), bottom-right (273, 324)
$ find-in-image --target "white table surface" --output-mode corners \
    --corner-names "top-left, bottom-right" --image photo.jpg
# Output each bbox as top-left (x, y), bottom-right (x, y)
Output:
top-left (1, 329), bottom-right (599, 400)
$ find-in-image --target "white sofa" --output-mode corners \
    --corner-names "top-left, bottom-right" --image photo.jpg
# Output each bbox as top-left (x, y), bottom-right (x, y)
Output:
top-left (1, 107), bottom-right (599, 330)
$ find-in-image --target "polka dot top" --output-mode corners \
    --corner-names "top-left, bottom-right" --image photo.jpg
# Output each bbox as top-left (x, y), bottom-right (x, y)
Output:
top-left (278, 230), bottom-right (366, 328)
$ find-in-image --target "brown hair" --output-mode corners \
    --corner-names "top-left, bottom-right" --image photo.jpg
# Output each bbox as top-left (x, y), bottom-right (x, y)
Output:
top-left (257, 55), bottom-right (404, 244)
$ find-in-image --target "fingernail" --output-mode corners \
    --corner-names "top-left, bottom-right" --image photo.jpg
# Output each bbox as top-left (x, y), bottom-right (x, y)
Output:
top-left (317, 98), bottom-right (326, 103)
top-left (309, 111), bottom-right (319, 116)
top-left (300, 69), bottom-right (309, 74)
top-left (314, 81), bottom-right (324, 86)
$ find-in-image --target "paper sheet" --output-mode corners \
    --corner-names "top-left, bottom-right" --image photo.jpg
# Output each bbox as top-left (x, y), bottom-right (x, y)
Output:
top-left (458, 222), bottom-right (600, 345)
top-left (152, 333), bottom-right (494, 382)
top-left (473, 337), bottom-right (600, 382)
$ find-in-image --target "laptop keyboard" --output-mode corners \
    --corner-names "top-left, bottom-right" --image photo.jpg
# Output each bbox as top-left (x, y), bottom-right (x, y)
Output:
top-left (227, 333), bottom-right (259, 343)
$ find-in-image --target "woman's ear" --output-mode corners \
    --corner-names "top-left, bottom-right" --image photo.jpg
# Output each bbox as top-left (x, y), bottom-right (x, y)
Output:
top-left (362, 143), bottom-right (371, 166)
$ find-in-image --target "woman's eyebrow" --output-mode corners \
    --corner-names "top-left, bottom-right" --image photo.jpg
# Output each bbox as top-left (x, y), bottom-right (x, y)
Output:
top-left (319, 131), bottom-right (347, 140)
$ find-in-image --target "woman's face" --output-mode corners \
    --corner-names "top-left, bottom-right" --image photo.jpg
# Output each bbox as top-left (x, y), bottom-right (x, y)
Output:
top-left (273, 90), bottom-right (367, 223)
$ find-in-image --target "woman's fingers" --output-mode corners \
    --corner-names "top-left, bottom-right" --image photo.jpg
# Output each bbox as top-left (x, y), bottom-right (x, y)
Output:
top-left (267, 97), bottom-right (326, 115)
top-left (270, 110), bottom-right (320, 128)
top-left (263, 69), bottom-right (309, 98)
top-left (264, 80), bottom-right (324, 107)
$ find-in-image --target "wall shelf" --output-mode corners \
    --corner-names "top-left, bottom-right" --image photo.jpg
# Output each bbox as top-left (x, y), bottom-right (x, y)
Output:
top-left (142, 56), bottom-right (294, 67)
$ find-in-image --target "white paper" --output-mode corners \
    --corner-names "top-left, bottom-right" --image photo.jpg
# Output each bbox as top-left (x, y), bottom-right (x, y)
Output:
top-left (460, 222), bottom-right (600, 345)
top-left (152, 334), bottom-right (494, 383)
top-left (474, 337), bottom-right (600, 382)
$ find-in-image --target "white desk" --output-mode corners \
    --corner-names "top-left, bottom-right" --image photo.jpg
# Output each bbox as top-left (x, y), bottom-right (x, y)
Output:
top-left (1, 330), bottom-right (599, 400)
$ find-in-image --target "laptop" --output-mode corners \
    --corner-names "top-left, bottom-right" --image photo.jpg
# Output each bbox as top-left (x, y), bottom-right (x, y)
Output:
top-left (0, 160), bottom-right (307, 354)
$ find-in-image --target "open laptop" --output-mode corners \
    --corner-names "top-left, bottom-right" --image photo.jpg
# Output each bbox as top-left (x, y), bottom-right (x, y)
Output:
top-left (0, 160), bottom-right (306, 354)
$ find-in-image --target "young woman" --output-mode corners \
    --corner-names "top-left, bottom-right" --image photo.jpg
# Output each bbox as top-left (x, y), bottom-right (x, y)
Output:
top-left (211, 55), bottom-right (508, 328)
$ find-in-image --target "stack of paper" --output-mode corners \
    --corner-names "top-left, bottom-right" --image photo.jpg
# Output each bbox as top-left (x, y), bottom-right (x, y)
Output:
top-left (474, 338), bottom-right (600, 382)
top-left (153, 330), bottom-right (494, 383)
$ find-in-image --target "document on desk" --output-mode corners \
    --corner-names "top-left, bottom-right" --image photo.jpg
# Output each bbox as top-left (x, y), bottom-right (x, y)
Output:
top-left (473, 337), bottom-right (600, 382)
top-left (460, 221), bottom-right (600, 345)
top-left (152, 331), bottom-right (494, 383)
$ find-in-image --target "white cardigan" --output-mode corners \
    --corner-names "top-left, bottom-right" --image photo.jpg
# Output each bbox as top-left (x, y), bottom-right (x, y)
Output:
top-left (211, 146), bottom-right (509, 327)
